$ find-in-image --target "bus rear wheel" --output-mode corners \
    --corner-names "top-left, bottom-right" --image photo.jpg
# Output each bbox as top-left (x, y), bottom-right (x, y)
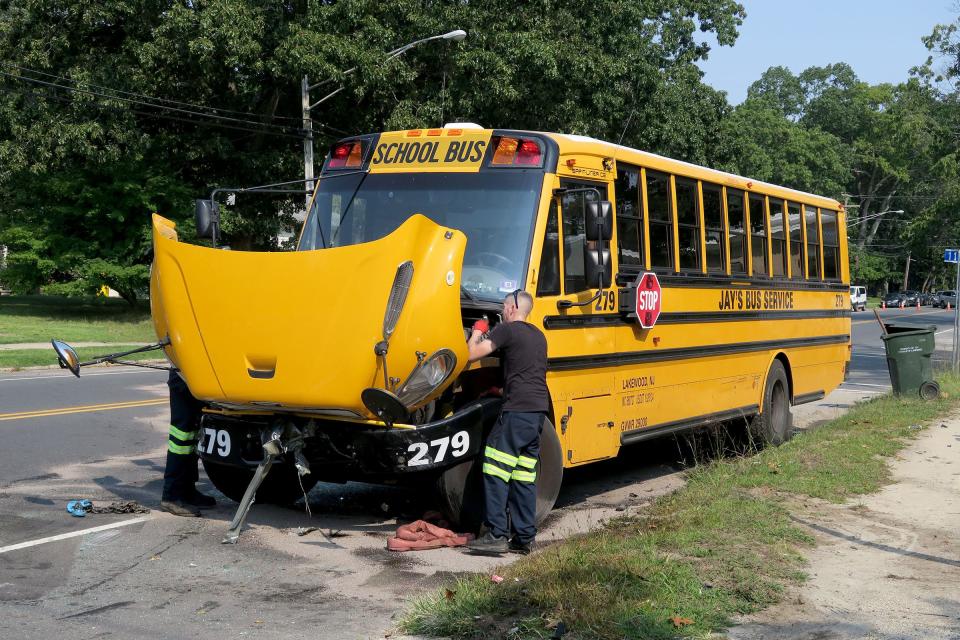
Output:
top-left (436, 417), bottom-right (563, 532)
top-left (202, 459), bottom-right (318, 505)
top-left (750, 360), bottom-right (793, 446)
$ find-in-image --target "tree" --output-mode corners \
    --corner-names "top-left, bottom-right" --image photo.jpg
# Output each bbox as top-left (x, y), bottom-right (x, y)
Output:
top-left (0, 0), bottom-right (747, 296)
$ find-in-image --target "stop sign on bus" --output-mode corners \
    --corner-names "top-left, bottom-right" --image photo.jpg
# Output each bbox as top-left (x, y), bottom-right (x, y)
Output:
top-left (634, 272), bottom-right (662, 329)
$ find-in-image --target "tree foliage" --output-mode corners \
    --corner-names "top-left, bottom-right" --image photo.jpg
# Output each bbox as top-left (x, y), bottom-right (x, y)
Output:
top-left (0, 0), bottom-right (745, 298)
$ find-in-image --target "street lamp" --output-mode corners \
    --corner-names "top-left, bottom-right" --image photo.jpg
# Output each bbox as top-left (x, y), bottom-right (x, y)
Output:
top-left (300, 29), bottom-right (467, 208)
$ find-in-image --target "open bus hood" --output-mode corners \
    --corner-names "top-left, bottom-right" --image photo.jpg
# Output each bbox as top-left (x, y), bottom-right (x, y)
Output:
top-left (150, 213), bottom-right (469, 416)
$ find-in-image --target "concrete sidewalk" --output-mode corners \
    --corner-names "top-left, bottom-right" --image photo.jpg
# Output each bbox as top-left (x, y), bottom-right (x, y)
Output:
top-left (730, 416), bottom-right (960, 639)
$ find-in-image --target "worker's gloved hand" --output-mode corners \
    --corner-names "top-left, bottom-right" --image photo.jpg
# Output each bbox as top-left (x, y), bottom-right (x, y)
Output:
top-left (472, 318), bottom-right (489, 334)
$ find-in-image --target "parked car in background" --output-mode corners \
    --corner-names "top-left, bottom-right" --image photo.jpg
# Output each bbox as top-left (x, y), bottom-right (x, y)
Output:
top-left (933, 291), bottom-right (944, 306)
top-left (901, 290), bottom-right (920, 306)
top-left (921, 291), bottom-right (935, 306)
top-left (883, 291), bottom-right (906, 308)
top-left (939, 291), bottom-right (957, 308)
top-left (849, 285), bottom-right (867, 311)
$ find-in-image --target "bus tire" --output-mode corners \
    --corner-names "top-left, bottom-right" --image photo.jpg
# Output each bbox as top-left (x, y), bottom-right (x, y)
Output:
top-left (202, 459), bottom-right (318, 505)
top-left (750, 360), bottom-right (793, 446)
top-left (436, 417), bottom-right (564, 532)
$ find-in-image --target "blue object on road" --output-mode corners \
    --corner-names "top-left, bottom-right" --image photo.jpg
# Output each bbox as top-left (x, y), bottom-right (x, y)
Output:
top-left (66, 499), bottom-right (92, 517)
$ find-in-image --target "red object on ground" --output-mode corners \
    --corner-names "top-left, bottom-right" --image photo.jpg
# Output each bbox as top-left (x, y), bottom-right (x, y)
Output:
top-left (387, 520), bottom-right (475, 551)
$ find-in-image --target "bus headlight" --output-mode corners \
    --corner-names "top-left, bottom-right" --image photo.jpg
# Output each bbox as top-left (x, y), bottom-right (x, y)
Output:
top-left (395, 349), bottom-right (457, 408)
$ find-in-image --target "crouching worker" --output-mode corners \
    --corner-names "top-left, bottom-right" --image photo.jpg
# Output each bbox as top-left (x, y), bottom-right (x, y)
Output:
top-left (465, 289), bottom-right (548, 555)
top-left (161, 370), bottom-right (217, 516)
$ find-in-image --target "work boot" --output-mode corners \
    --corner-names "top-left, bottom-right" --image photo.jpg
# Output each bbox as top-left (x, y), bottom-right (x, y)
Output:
top-left (160, 499), bottom-right (202, 517)
top-left (182, 489), bottom-right (217, 509)
top-left (508, 538), bottom-right (532, 555)
top-left (466, 531), bottom-right (508, 555)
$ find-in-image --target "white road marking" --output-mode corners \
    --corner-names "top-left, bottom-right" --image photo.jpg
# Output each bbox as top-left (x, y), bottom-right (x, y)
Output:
top-left (0, 368), bottom-right (164, 383)
top-left (841, 382), bottom-right (891, 389)
top-left (0, 516), bottom-right (150, 554)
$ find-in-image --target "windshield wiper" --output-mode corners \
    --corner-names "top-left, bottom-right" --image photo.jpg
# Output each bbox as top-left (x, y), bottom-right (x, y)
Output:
top-left (460, 286), bottom-right (479, 302)
top-left (330, 170), bottom-right (371, 247)
top-left (309, 169), bottom-right (369, 249)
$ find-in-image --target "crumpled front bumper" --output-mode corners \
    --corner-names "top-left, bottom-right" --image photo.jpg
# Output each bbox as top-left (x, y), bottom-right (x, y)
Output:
top-left (197, 398), bottom-right (502, 483)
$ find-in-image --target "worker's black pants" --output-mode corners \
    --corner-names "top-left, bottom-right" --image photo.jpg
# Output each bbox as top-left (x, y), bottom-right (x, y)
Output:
top-left (481, 411), bottom-right (543, 545)
top-left (162, 371), bottom-right (204, 501)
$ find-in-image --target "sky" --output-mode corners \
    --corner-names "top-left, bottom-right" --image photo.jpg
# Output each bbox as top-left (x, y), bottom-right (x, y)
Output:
top-left (697, 1), bottom-right (959, 104)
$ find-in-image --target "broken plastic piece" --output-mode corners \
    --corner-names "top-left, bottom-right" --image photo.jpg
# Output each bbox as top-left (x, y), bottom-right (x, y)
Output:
top-left (490, 574), bottom-right (504, 584)
top-left (66, 499), bottom-right (92, 517)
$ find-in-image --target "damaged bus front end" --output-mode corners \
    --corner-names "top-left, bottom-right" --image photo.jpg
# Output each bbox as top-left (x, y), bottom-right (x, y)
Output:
top-left (149, 128), bottom-right (563, 527)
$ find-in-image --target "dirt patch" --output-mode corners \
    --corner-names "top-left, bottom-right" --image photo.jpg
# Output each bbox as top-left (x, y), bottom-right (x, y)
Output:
top-left (730, 419), bottom-right (960, 640)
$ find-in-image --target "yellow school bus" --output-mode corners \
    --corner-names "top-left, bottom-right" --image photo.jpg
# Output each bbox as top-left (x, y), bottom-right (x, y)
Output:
top-left (149, 125), bottom-right (850, 525)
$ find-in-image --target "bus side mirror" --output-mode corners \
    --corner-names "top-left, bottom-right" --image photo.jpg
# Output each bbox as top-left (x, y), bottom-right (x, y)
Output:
top-left (195, 199), bottom-right (220, 239)
top-left (584, 247), bottom-right (611, 289)
top-left (586, 201), bottom-right (612, 242)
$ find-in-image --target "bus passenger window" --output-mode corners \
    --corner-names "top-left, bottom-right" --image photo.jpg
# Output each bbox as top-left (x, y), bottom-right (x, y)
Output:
top-left (537, 200), bottom-right (560, 296)
top-left (675, 178), bottom-right (700, 271)
top-left (769, 198), bottom-right (787, 278)
top-left (805, 205), bottom-right (820, 280)
top-left (703, 183), bottom-right (724, 273)
top-left (821, 209), bottom-right (840, 280)
top-left (728, 189), bottom-right (747, 275)
top-left (646, 170), bottom-right (672, 269)
top-left (749, 194), bottom-right (767, 277)
top-left (788, 202), bottom-right (803, 279)
top-left (615, 166), bottom-right (643, 268)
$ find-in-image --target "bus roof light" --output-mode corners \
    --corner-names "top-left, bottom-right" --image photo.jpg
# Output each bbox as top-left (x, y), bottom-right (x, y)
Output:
top-left (328, 141), bottom-right (363, 169)
top-left (492, 136), bottom-right (519, 165)
top-left (516, 139), bottom-right (542, 165)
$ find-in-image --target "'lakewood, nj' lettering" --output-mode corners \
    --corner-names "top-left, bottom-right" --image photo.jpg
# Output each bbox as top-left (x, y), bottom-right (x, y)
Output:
top-left (718, 289), bottom-right (794, 311)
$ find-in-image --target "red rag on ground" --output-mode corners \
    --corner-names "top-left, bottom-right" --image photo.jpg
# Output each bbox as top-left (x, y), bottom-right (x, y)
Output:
top-left (387, 520), bottom-right (475, 551)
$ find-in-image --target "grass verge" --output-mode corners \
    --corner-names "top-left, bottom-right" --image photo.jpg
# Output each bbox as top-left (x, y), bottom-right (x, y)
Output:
top-left (0, 295), bottom-right (154, 345)
top-left (402, 375), bottom-right (960, 639)
top-left (0, 345), bottom-right (162, 370)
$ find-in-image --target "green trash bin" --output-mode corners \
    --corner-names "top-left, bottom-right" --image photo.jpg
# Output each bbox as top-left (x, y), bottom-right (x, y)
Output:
top-left (881, 324), bottom-right (940, 399)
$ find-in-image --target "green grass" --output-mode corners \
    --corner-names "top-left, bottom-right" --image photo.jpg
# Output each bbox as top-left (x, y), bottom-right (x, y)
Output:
top-left (0, 295), bottom-right (154, 345)
top-left (402, 375), bottom-right (960, 639)
top-left (0, 345), bottom-right (164, 370)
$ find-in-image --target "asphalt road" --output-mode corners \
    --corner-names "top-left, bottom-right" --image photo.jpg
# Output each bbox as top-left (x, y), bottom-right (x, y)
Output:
top-left (0, 306), bottom-right (954, 639)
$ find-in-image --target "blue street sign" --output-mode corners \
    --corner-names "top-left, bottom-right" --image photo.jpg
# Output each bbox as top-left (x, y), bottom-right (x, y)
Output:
top-left (945, 249), bottom-right (959, 264)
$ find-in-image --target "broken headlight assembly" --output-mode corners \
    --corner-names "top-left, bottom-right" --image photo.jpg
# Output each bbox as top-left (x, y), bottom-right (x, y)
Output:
top-left (395, 349), bottom-right (457, 408)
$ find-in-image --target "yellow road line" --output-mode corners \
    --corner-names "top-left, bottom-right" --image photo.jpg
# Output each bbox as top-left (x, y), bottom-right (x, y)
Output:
top-left (0, 398), bottom-right (167, 421)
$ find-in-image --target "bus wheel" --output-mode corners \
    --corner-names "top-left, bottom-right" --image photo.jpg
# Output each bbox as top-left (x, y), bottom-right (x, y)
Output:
top-left (202, 459), bottom-right (318, 505)
top-left (750, 360), bottom-right (793, 446)
top-left (436, 418), bottom-right (564, 532)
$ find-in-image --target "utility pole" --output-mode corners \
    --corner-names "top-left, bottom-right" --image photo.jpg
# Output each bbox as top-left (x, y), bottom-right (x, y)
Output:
top-left (954, 254), bottom-right (960, 373)
top-left (301, 75), bottom-right (314, 213)
top-left (902, 251), bottom-right (911, 290)
top-left (298, 29), bottom-right (466, 216)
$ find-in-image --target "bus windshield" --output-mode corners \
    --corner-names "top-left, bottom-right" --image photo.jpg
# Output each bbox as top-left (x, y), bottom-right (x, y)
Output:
top-left (299, 171), bottom-right (544, 302)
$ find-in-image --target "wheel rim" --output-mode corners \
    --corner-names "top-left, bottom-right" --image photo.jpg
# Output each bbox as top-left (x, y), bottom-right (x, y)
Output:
top-left (771, 380), bottom-right (788, 435)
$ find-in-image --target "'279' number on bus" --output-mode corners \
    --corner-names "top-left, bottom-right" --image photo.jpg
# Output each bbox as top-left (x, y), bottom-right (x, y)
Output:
top-left (203, 428), bottom-right (232, 458)
top-left (407, 431), bottom-right (470, 467)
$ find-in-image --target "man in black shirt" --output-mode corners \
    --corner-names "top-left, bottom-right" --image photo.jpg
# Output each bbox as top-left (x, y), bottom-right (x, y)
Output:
top-left (465, 289), bottom-right (549, 555)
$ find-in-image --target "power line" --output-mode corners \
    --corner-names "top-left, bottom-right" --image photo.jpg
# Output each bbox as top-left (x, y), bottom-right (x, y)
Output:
top-left (0, 61), bottom-right (304, 124)
top-left (0, 84), bottom-right (306, 140)
top-left (0, 70), bottom-right (305, 136)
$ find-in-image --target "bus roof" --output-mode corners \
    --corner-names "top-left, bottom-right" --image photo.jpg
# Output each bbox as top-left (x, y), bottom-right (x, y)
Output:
top-left (548, 132), bottom-right (843, 210)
